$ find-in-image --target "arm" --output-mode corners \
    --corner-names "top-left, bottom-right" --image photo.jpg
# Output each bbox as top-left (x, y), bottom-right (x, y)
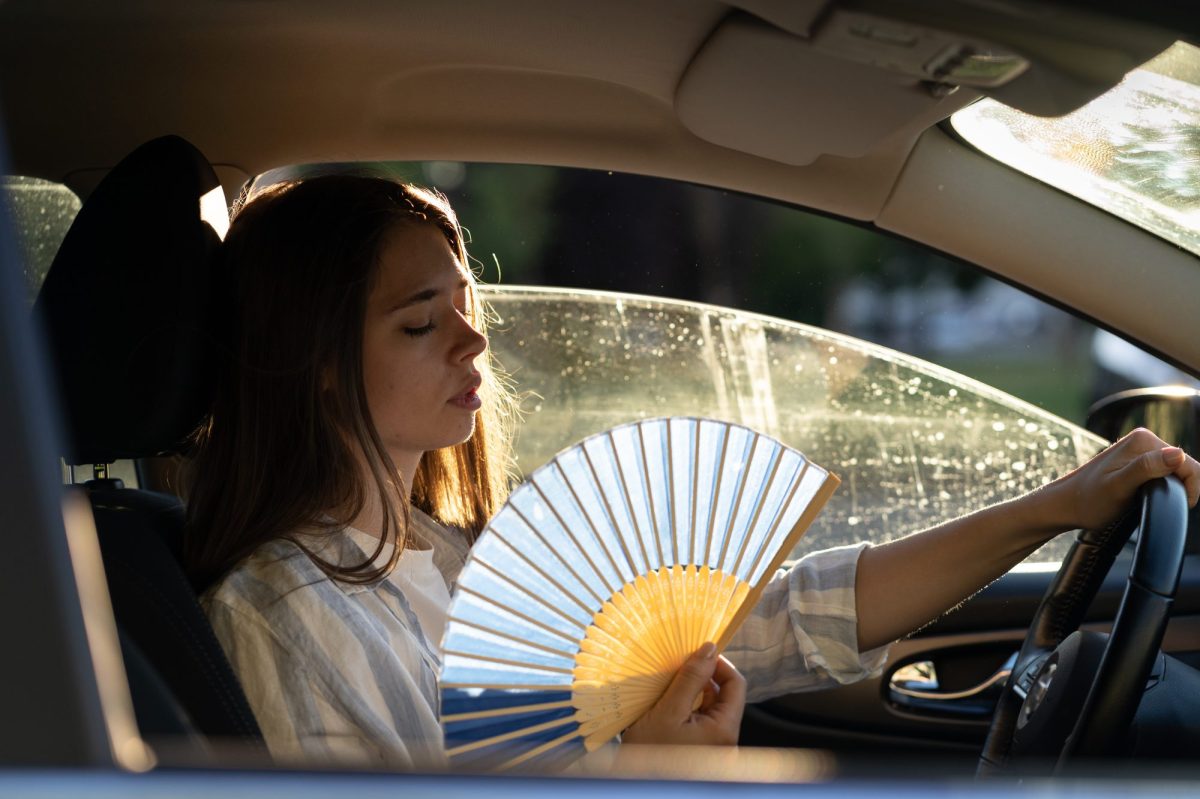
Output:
top-left (855, 429), bottom-right (1200, 651)
top-left (723, 544), bottom-right (886, 702)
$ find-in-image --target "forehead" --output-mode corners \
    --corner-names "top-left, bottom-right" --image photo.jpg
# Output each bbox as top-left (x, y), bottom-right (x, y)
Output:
top-left (373, 222), bottom-right (466, 293)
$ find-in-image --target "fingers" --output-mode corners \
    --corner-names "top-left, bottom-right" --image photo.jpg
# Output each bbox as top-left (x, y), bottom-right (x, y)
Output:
top-left (622, 645), bottom-right (746, 748)
top-left (656, 643), bottom-right (718, 719)
top-left (1156, 445), bottom-right (1200, 507)
top-left (1125, 446), bottom-right (1180, 482)
top-left (708, 655), bottom-right (747, 718)
top-left (1110, 430), bottom-right (1200, 508)
top-left (1170, 449), bottom-right (1200, 507)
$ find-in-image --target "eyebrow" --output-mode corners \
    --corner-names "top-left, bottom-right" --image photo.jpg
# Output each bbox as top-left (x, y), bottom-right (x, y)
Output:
top-left (386, 277), bottom-right (470, 313)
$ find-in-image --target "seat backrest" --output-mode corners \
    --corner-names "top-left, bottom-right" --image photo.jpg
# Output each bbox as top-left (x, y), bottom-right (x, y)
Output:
top-left (33, 136), bottom-right (263, 752)
top-left (90, 485), bottom-right (263, 744)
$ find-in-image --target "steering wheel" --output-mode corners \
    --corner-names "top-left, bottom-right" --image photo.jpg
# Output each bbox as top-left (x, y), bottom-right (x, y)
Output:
top-left (977, 476), bottom-right (1189, 776)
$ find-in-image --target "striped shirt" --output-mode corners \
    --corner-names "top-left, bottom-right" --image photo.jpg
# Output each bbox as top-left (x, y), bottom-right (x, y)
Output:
top-left (203, 509), bottom-right (888, 767)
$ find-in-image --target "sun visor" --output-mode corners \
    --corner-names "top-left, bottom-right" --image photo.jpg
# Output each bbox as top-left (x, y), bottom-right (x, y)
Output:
top-left (722, 0), bottom-right (831, 37)
top-left (676, 16), bottom-right (975, 166)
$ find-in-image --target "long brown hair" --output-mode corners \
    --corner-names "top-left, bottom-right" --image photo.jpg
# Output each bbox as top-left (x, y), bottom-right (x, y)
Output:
top-left (183, 175), bottom-right (516, 588)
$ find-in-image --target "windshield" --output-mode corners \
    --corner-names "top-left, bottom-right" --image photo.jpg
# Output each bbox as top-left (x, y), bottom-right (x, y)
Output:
top-left (951, 41), bottom-right (1200, 256)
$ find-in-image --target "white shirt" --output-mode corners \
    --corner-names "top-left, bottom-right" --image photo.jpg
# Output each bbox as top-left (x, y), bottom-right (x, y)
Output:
top-left (344, 526), bottom-right (450, 647)
top-left (203, 508), bottom-right (888, 768)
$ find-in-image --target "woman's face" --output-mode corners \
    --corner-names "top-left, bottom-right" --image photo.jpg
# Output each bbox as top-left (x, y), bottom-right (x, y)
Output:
top-left (361, 222), bottom-right (487, 476)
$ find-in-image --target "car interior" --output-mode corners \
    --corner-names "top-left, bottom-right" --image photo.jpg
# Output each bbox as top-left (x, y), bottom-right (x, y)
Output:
top-left (1, 0), bottom-right (1199, 787)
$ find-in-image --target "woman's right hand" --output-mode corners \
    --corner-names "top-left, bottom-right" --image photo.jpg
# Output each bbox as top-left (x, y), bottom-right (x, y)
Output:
top-left (621, 642), bottom-right (746, 747)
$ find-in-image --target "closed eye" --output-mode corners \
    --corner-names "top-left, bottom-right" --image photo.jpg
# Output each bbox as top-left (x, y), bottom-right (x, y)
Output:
top-left (404, 321), bottom-right (437, 337)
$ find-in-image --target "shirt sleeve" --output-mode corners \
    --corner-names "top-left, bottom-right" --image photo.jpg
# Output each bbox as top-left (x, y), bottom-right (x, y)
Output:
top-left (205, 592), bottom-right (445, 768)
top-left (723, 542), bottom-right (890, 704)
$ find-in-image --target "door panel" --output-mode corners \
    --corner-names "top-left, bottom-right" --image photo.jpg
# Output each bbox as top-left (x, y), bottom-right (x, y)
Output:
top-left (741, 553), bottom-right (1200, 759)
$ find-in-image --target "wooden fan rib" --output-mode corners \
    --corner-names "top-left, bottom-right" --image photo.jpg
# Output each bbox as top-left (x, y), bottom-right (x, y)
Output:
top-left (715, 468), bottom-right (840, 651)
top-left (446, 716), bottom-right (578, 757)
top-left (580, 441), bottom-right (641, 579)
top-left (727, 445), bottom-right (786, 579)
top-left (465, 562), bottom-right (589, 635)
top-left (665, 419), bottom-right (678, 563)
top-left (498, 728), bottom-right (582, 770)
top-left (696, 565), bottom-right (728, 651)
top-left (716, 433), bottom-right (761, 569)
top-left (507, 503), bottom-right (606, 607)
top-left (695, 568), bottom-right (723, 645)
top-left (595, 588), bottom-right (675, 668)
top-left (734, 454), bottom-right (805, 588)
top-left (634, 423), bottom-right (677, 659)
top-left (529, 476), bottom-right (617, 598)
top-left (489, 525), bottom-right (604, 611)
top-left (704, 463), bottom-right (808, 649)
top-left (688, 420), bottom-right (700, 565)
top-left (624, 563), bottom-right (681, 667)
top-left (635, 421), bottom-right (667, 567)
top-left (579, 604), bottom-right (673, 674)
top-left (682, 562), bottom-right (696, 657)
top-left (554, 459), bottom-right (630, 590)
top-left (740, 461), bottom-right (814, 587)
top-left (457, 584), bottom-right (583, 644)
top-left (577, 637), bottom-right (662, 679)
top-left (607, 429), bottom-right (655, 575)
top-left (696, 566), bottom-right (720, 647)
top-left (473, 541), bottom-right (595, 620)
top-left (571, 680), bottom-right (671, 702)
top-left (568, 671), bottom-right (672, 695)
top-left (442, 649), bottom-right (575, 676)
top-left (442, 682), bottom-right (568, 692)
top-left (442, 699), bottom-right (574, 723)
top-left (572, 654), bottom-right (674, 684)
top-left (701, 423), bottom-right (730, 568)
top-left (446, 615), bottom-right (579, 661)
top-left (660, 565), bottom-right (686, 668)
top-left (589, 584), bottom-right (685, 658)
top-left (637, 572), bottom-right (691, 667)
top-left (575, 712), bottom-right (652, 741)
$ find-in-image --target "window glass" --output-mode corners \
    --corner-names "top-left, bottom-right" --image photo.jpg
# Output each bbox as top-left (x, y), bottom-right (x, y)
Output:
top-left (2, 176), bottom-right (139, 484)
top-left (0, 175), bottom-right (82, 302)
top-left (951, 41), bottom-right (1200, 257)
top-left (483, 287), bottom-right (1102, 563)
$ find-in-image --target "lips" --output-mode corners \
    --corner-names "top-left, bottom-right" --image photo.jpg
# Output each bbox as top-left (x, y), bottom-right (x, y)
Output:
top-left (449, 374), bottom-right (483, 410)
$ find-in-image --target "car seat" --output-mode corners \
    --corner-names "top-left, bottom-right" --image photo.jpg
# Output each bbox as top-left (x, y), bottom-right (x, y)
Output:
top-left (33, 136), bottom-right (264, 754)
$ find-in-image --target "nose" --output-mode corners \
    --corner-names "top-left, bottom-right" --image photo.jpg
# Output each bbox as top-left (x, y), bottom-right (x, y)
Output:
top-left (454, 311), bottom-right (488, 363)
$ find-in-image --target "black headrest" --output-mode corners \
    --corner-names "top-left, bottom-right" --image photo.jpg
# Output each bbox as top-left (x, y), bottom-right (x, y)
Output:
top-left (34, 136), bottom-right (228, 465)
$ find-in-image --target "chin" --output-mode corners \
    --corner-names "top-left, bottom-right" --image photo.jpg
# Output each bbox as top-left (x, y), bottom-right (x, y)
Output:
top-left (435, 416), bottom-right (479, 450)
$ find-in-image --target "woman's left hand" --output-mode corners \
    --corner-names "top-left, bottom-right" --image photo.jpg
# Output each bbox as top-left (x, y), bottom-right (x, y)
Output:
top-left (1044, 427), bottom-right (1200, 533)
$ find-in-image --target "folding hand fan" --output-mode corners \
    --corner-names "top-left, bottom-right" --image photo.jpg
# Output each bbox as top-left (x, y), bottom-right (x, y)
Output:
top-left (439, 417), bottom-right (839, 771)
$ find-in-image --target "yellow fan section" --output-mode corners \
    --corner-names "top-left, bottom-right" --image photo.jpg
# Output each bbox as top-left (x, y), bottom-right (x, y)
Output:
top-left (569, 564), bottom-right (750, 749)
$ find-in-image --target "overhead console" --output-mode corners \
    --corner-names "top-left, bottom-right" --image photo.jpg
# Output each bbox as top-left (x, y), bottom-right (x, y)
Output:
top-left (677, 0), bottom-right (1178, 165)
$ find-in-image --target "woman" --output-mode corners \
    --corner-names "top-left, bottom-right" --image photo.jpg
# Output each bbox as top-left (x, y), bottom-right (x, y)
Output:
top-left (185, 175), bottom-right (1199, 768)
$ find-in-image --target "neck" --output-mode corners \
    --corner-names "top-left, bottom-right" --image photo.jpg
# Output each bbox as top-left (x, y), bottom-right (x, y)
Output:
top-left (393, 451), bottom-right (421, 495)
top-left (344, 449), bottom-right (423, 540)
